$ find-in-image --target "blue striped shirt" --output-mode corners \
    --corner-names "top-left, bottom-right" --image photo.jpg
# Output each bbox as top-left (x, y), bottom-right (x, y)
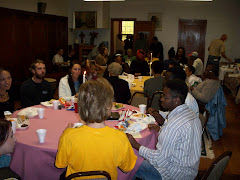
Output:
top-left (139, 104), bottom-right (202, 180)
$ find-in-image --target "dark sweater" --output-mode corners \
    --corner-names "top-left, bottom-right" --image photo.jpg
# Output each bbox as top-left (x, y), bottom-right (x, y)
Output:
top-left (0, 90), bottom-right (14, 118)
top-left (130, 60), bottom-right (149, 76)
top-left (20, 78), bottom-right (53, 108)
top-left (106, 76), bottom-right (131, 104)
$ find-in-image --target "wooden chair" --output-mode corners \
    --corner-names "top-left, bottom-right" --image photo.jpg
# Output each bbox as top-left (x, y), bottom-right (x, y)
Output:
top-left (149, 91), bottom-right (163, 110)
top-left (200, 151), bottom-right (232, 180)
top-left (130, 92), bottom-right (149, 108)
top-left (66, 171), bottom-right (111, 180)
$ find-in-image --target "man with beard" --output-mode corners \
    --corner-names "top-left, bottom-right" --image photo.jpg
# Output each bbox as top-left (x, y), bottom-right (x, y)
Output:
top-left (20, 60), bottom-right (53, 108)
top-left (127, 80), bottom-right (202, 180)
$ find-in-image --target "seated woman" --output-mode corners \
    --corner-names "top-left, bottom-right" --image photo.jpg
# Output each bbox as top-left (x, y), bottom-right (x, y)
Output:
top-left (191, 64), bottom-right (220, 104)
top-left (106, 62), bottom-right (131, 104)
top-left (130, 49), bottom-right (150, 76)
top-left (163, 47), bottom-right (176, 70)
top-left (59, 61), bottom-right (83, 101)
top-left (0, 68), bottom-right (14, 119)
top-left (55, 78), bottom-right (137, 180)
top-left (0, 119), bottom-right (20, 179)
top-left (175, 47), bottom-right (188, 65)
top-left (95, 47), bottom-right (109, 66)
top-left (124, 48), bottom-right (136, 66)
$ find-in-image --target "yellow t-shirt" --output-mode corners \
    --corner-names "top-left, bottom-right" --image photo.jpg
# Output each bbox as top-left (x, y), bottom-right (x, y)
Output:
top-left (145, 57), bottom-right (159, 63)
top-left (55, 125), bottom-right (137, 180)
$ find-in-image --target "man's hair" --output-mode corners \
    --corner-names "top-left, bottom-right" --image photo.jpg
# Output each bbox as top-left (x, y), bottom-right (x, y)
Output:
top-left (164, 79), bottom-right (188, 104)
top-left (78, 78), bottom-right (114, 123)
top-left (30, 59), bottom-right (45, 70)
top-left (151, 60), bottom-right (163, 74)
top-left (206, 64), bottom-right (219, 76)
top-left (0, 119), bottom-right (11, 147)
top-left (188, 66), bottom-right (195, 74)
top-left (167, 66), bottom-right (186, 81)
top-left (108, 62), bottom-right (122, 76)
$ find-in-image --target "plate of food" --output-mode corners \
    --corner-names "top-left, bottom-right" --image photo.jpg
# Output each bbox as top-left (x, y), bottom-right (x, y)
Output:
top-left (131, 83), bottom-right (136, 87)
top-left (18, 107), bottom-right (39, 118)
top-left (112, 102), bottom-right (125, 111)
top-left (40, 99), bottom-right (56, 107)
top-left (7, 117), bottom-right (30, 130)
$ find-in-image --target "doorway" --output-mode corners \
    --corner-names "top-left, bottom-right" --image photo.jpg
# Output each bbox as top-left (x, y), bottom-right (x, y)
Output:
top-left (178, 19), bottom-right (207, 64)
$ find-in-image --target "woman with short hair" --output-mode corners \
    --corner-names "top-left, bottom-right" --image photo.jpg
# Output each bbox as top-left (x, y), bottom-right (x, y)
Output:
top-left (55, 78), bottom-right (137, 180)
top-left (106, 62), bottom-right (131, 104)
top-left (58, 60), bottom-right (83, 100)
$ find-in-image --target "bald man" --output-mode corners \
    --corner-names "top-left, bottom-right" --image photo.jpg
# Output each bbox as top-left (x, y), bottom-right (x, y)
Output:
top-left (207, 34), bottom-right (232, 70)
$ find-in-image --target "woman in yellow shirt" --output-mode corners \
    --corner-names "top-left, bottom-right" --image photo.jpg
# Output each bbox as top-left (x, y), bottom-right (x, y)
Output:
top-left (55, 78), bottom-right (137, 180)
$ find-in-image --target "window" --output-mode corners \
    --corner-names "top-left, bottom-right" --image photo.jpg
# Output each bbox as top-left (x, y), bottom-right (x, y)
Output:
top-left (121, 21), bottom-right (134, 40)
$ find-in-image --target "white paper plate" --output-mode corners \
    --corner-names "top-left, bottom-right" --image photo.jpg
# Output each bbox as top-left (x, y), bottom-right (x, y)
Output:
top-left (18, 108), bottom-right (39, 118)
top-left (7, 118), bottom-right (30, 130)
top-left (41, 101), bottom-right (53, 108)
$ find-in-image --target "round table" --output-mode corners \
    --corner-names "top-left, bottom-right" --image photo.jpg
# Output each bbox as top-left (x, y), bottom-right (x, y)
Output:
top-left (10, 104), bottom-right (158, 180)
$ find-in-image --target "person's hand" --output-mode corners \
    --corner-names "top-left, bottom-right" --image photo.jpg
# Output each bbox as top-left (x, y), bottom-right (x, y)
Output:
top-left (126, 133), bottom-right (141, 150)
top-left (65, 123), bottom-right (73, 130)
top-left (75, 93), bottom-right (79, 98)
top-left (148, 124), bottom-right (160, 132)
top-left (147, 107), bottom-right (158, 114)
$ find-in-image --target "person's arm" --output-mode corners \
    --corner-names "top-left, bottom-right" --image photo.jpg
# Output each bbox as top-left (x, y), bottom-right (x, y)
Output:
top-left (148, 107), bottom-right (165, 125)
top-left (191, 82), bottom-right (214, 103)
top-left (221, 52), bottom-right (232, 62)
top-left (58, 78), bottom-right (72, 101)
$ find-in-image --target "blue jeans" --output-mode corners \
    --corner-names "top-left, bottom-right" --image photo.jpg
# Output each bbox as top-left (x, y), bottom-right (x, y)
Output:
top-left (132, 160), bottom-right (162, 180)
top-left (207, 55), bottom-right (221, 71)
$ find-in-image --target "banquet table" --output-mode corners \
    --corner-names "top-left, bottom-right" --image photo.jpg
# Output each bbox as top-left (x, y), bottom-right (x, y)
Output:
top-left (219, 66), bottom-right (234, 83)
top-left (119, 75), bottom-right (151, 95)
top-left (10, 104), bottom-right (158, 180)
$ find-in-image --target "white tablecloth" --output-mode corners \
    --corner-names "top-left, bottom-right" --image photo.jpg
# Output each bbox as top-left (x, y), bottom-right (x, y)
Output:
top-left (219, 66), bottom-right (234, 81)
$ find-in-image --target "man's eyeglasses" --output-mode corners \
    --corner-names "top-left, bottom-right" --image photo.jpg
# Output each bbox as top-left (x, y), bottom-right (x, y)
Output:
top-left (159, 93), bottom-right (176, 100)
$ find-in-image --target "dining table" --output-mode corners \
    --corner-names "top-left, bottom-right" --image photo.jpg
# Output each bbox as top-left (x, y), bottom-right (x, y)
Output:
top-left (9, 104), bottom-right (158, 180)
top-left (119, 75), bottom-right (151, 95)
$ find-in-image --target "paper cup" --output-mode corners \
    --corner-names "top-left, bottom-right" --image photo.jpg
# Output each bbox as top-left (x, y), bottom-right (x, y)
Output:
top-left (131, 75), bottom-right (135, 81)
top-left (139, 104), bottom-right (147, 114)
top-left (71, 97), bottom-right (75, 105)
top-left (11, 120), bottom-right (17, 134)
top-left (36, 129), bottom-right (47, 143)
top-left (138, 76), bottom-right (142, 82)
top-left (37, 108), bottom-right (45, 119)
top-left (53, 100), bottom-right (59, 110)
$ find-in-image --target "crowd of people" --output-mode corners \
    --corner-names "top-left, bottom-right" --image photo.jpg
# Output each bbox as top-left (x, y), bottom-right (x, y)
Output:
top-left (0, 33), bottom-right (229, 180)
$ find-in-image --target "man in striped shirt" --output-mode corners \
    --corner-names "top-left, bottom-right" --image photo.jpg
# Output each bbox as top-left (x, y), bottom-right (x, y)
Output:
top-left (127, 79), bottom-right (202, 180)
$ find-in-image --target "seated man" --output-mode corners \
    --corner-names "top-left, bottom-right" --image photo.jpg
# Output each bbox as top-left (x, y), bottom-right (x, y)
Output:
top-left (188, 51), bottom-right (204, 76)
top-left (191, 64), bottom-right (220, 104)
top-left (52, 48), bottom-right (68, 71)
top-left (127, 79), bottom-right (202, 180)
top-left (185, 66), bottom-right (202, 90)
top-left (55, 78), bottom-right (137, 179)
top-left (20, 60), bottom-right (53, 108)
top-left (106, 62), bottom-right (131, 104)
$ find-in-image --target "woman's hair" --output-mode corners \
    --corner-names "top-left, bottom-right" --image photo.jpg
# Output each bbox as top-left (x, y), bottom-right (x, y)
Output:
top-left (68, 60), bottom-right (83, 95)
top-left (168, 47), bottom-right (175, 59)
top-left (176, 47), bottom-right (186, 58)
top-left (78, 78), bottom-right (114, 123)
top-left (0, 119), bottom-right (11, 147)
top-left (0, 68), bottom-right (11, 76)
top-left (136, 49), bottom-right (146, 61)
top-left (151, 61), bottom-right (163, 74)
top-left (99, 47), bottom-right (108, 56)
top-left (108, 62), bottom-right (123, 76)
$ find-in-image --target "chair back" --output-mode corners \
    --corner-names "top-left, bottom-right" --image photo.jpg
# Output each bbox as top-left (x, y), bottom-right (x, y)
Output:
top-left (149, 91), bottom-right (163, 110)
top-left (130, 92), bottom-right (149, 108)
top-left (201, 151), bottom-right (232, 180)
top-left (66, 171), bottom-right (111, 180)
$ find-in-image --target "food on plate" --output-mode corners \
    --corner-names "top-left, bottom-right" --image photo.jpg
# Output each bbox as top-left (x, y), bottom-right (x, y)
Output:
top-left (132, 113), bottom-right (147, 118)
top-left (113, 102), bottom-right (123, 109)
top-left (21, 124), bottom-right (28, 127)
top-left (49, 99), bottom-right (56, 104)
top-left (17, 115), bottom-right (29, 124)
top-left (4, 111), bottom-right (12, 119)
top-left (132, 110), bottom-right (137, 114)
